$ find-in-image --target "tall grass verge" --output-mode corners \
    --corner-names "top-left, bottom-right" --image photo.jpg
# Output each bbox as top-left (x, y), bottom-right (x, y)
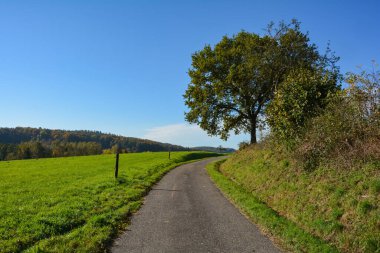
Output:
top-left (214, 145), bottom-right (379, 253)
top-left (206, 160), bottom-right (338, 253)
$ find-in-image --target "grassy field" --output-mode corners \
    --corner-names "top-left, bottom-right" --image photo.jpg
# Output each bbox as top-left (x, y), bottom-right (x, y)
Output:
top-left (207, 146), bottom-right (379, 253)
top-left (0, 151), bottom-right (218, 252)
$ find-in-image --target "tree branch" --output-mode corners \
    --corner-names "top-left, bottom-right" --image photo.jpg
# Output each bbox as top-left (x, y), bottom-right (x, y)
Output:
top-left (218, 103), bottom-right (249, 119)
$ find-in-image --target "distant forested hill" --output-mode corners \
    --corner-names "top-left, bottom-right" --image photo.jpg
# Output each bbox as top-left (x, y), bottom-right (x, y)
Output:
top-left (0, 127), bottom-right (188, 160)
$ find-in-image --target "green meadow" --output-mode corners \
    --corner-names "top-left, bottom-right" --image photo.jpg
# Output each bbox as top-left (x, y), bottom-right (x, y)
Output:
top-left (0, 151), bottom-right (218, 252)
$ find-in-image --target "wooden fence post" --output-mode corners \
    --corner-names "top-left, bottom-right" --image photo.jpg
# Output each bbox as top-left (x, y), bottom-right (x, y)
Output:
top-left (115, 151), bottom-right (119, 178)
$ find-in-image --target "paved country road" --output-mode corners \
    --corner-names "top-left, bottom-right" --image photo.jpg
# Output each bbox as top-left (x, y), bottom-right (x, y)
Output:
top-left (111, 157), bottom-right (280, 253)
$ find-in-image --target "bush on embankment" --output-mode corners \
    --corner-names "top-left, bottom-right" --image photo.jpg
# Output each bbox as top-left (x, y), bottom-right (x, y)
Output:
top-left (294, 68), bottom-right (379, 171)
top-left (266, 63), bottom-right (379, 171)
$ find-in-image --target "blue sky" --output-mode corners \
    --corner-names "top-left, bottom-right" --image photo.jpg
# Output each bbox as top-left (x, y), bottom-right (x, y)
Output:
top-left (1, 0), bottom-right (379, 148)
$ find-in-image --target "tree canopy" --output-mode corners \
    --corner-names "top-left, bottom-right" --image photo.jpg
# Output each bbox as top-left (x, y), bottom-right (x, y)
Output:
top-left (184, 20), bottom-right (339, 144)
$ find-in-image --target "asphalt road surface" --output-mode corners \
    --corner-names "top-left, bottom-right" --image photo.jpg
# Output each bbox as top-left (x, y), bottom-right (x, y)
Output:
top-left (111, 157), bottom-right (280, 253)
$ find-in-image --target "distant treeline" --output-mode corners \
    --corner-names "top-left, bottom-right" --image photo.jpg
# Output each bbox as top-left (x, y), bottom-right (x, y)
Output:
top-left (0, 127), bottom-right (188, 160)
top-left (0, 141), bottom-right (103, 160)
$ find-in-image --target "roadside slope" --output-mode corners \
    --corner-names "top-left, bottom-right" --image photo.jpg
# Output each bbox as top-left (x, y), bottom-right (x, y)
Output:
top-left (209, 146), bottom-right (379, 253)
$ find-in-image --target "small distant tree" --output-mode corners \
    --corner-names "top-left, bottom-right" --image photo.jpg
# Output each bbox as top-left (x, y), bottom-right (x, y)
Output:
top-left (184, 20), bottom-right (338, 144)
top-left (111, 144), bottom-right (120, 154)
top-left (238, 141), bottom-right (250, 150)
top-left (30, 141), bottom-right (48, 158)
top-left (17, 142), bottom-right (32, 159)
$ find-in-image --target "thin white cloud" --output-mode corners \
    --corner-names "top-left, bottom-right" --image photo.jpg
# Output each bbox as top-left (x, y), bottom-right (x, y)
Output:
top-left (143, 123), bottom-right (249, 149)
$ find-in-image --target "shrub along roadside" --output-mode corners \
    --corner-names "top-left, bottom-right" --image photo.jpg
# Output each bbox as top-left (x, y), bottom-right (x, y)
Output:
top-left (206, 159), bottom-right (338, 253)
top-left (294, 67), bottom-right (380, 170)
top-left (266, 63), bottom-right (380, 171)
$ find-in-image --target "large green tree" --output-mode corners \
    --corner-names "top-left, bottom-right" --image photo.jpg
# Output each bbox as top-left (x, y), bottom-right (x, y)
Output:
top-left (184, 20), bottom-right (339, 144)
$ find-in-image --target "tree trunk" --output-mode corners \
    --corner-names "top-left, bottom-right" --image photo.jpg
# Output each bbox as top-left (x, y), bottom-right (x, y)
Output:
top-left (250, 118), bottom-right (257, 144)
top-left (250, 128), bottom-right (257, 144)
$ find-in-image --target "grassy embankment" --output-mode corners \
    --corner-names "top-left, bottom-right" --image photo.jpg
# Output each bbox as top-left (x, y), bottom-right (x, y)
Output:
top-left (207, 147), bottom-right (379, 253)
top-left (0, 151), bottom-right (219, 252)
